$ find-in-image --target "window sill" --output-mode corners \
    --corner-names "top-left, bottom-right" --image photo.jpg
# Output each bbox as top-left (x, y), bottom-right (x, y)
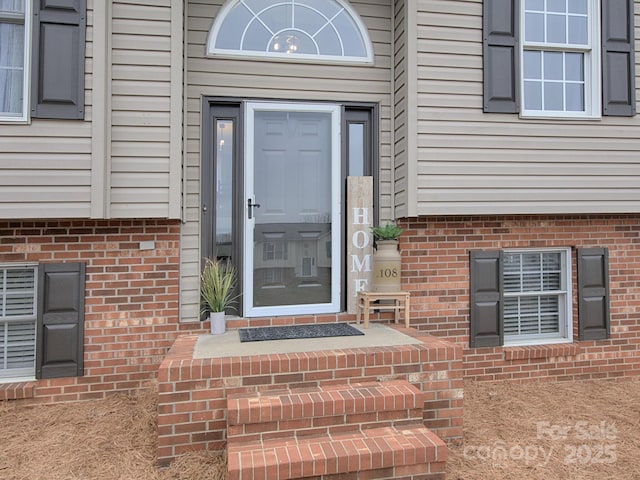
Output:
top-left (504, 343), bottom-right (579, 361)
top-left (0, 381), bottom-right (36, 401)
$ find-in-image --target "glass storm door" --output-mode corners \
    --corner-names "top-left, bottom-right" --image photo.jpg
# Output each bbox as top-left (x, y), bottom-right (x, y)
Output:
top-left (244, 103), bottom-right (341, 317)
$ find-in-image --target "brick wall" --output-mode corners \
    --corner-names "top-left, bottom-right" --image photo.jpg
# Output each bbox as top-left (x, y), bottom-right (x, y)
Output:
top-left (0, 219), bottom-right (207, 403)
top-left (399, 214), bottom-right (640, 382)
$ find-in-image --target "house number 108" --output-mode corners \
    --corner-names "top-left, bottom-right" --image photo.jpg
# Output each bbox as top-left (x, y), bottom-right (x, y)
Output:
top-left (378, 267), bottom-right (398, 278)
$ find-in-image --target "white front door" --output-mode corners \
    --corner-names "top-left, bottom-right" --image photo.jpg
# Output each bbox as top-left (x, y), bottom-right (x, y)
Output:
top-left (244, 103), bottom-right (341, 317)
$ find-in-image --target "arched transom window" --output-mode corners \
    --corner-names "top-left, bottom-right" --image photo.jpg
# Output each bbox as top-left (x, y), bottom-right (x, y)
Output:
top-left (207, 0), bottom-right (374, 64)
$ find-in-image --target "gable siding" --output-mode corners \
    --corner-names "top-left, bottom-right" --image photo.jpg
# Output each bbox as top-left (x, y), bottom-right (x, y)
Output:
top-left (0, 4), bottom-right (93, 219)
top-left (413, 0), bottom-right (640, 215)
top-left (181, 0), bottom-right (394, 321)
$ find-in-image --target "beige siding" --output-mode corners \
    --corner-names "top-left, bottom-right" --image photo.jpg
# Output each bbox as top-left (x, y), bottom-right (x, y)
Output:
top-left (109, 0), bottom-right (178, 218)
top-left (181, 0), bottom-right (394, 321)
top-left (412, 0), bottom-right (640, 215)
top-left (0, 4), bottom-right (94, 219)
top-left (0, 0), bottom-right (182, 220)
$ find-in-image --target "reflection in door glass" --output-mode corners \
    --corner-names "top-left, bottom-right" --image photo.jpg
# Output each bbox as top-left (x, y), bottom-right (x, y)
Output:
top-left (252, 110), bottom-right (332, 307)
top-left (216, 119), bottom-right (234, 261)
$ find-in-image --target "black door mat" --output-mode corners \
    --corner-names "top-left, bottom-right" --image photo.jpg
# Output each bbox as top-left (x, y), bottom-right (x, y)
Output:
top-left (238, 323), bottom-right (364, 343)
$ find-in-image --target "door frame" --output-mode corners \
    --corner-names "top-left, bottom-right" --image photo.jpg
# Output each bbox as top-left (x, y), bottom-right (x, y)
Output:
top-left (243, 101), bottom-right (342, 317)
top-left (201, 98), bottom-right (378, 318)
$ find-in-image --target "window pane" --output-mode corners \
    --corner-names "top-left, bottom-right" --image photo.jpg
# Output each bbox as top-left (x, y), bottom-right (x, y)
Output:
top-left (544, 51), bottom-right (563, 80)
top-left (568, 15), bottom-right (588, 45)
top-left (569, 0), bottom-right (588, 14)
top-left (566, 83), bottom-right (584, 111)
top-left (0, 0), bottom-right (24, 14)
top-left (301, 0), bottom-right (341, 18)
top-left (0, 22), bottom-right (24, 115)
top-left (214, 4), bottom-right (252, 49)
top-left (211, 0), bottom-right (371, 61)
top-left (544, 82), bottom-right (563, 110)
top-left (525, 0), bottom-right (544, 10)
top-left (348, 123), bottom-right (365, 176)
top-left (333, 11), bottom-right (367, 57)
top-left (525, 12), bottom-right (544, 42)
top-left (524, 81), bottom-right (543, 110)
top-left (547, 0), bottom-right (566, 13)
top-left (258, 4), bottom-right (291, 35)
top-left (547, 14), bottom-right (566, 43)
top-left (244, 21), bottom-right (273, 51)
top-left (524, 50), bottom-right (542, 79)
top-left (215, 120), bottom-right (234, 260)
top-left (565, 53), bottom-right (584, 81)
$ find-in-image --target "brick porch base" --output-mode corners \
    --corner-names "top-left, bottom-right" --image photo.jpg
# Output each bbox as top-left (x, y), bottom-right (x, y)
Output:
top-left (156, 326), bottom-right (464, 467)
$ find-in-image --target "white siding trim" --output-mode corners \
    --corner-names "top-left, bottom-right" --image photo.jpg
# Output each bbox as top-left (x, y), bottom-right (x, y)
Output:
top-left (91, 0), bottom-right (112, 218)
top-left (169, 0), bottom-right (184, 220)
top-left (405, 0), bottom-right (418, 217)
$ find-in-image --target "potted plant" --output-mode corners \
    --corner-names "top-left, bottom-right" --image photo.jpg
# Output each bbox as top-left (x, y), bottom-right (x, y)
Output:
top-left (371, 222), bottom-right (404, 292)
top-left (200, 258), bottom-right (238, 334)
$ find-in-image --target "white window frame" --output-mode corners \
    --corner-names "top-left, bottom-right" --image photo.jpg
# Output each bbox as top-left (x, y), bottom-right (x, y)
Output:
top-left (503, 248), bottom-right (573, 346)
top-left (0, 0), bottom-right (31, 123)
top-left (520, 0), bottom-right (601, 119)
top-left (0, 263), bottom-right (37, 382)
top-left (206, 0), bottom-right (374, 65)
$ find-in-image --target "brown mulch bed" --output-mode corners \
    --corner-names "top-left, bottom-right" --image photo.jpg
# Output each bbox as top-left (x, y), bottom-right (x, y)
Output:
top-left (0, 379), bottom-right (638, 479)
top-left (447, 379), bottom-right (640, 480)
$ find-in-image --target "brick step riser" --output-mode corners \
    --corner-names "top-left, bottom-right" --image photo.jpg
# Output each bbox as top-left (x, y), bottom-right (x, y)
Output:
top-left (227, 381), bottom-right (426, 434)
top-left (227, 407), bottom-right (425, 442)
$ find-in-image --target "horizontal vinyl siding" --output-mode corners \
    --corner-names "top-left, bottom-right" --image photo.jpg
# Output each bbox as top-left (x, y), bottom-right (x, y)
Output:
top-left (414, 0), bottom-right (640, 215)
top-left (0, 5), bottom-right (93, 219)
top-left (181, 0), bottom-right (393, 321)
top-left (109, 0), bottom-right (173, 218)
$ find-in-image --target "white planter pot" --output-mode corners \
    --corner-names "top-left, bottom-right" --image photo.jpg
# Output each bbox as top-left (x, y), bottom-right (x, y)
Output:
top-left (209, 311), bottom-right (226, 335)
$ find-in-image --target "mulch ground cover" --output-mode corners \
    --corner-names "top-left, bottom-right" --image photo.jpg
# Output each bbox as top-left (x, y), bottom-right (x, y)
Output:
top-left (1, 378), bottom-right (638, 479)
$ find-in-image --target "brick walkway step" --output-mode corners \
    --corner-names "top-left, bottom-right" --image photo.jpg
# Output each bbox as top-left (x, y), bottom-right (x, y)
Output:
top-left (227, 380), bottom-right (425, 439)
top-left (227, 425), bottom-right (447, 480)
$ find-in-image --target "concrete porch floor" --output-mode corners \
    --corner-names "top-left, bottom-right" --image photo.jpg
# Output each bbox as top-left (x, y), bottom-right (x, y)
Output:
top-left (194, 323), bottom-right (422, 358)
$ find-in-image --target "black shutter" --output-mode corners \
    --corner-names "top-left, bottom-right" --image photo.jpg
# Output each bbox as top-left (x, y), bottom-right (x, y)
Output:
top-left (602, 0), bottom-right (636, 116)
top-left (483, 0), bottom-right (520, 113)
top-left (36, 263), bottom-right (85, 379)
top-left (577, 248), bottom-right (610, 341)
top-left (469, 250), bottom-right (504, 348)
top-left (31, 0), bottom-right (86, 119)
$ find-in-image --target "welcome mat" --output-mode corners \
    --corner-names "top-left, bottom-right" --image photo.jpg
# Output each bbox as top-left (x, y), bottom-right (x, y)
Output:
top-left (238, 323), bottom-right (364, 343)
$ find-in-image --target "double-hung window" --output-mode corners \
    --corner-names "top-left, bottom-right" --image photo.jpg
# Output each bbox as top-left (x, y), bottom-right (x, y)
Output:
top-left (0, 265), bottom-right (37, 380)
top-left (503, 249), bottom-right (571, 345)
top-left (521, 0), bottom-right (600, 118)
top-left (469, 247), bottom-right (610, 348)
top-left (0, 0), bottom-right (30, 122)
top-left (483, 0), bottom-right (635, 117)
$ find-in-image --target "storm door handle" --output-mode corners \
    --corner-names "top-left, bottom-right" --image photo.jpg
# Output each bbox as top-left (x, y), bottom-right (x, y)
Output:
top-left (247, 198), bottom-right (261, 219)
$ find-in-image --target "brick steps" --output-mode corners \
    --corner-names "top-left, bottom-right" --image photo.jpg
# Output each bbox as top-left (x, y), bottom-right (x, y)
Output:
top-left (227, 425), bottom-right (446, 480)
top-left (226, 380), bottom-right (448, 480)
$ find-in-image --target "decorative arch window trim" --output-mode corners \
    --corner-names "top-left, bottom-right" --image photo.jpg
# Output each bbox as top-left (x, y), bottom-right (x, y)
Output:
top-left (207, 0), bottom-right (374, 65)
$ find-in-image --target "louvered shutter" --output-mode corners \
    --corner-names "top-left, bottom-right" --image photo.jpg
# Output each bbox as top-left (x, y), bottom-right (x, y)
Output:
top-left (31, 0), bottom-right (86, 119)
top-left (36, 262), bottom-right (85, 379)
top-left (577, 248), bottom-right (610, 341)
top-left (602, 0), bottom-right (636, 116)
top-left (483, 0), bottom-right (520, 113)
top-left (469, 250), bottom-right (504, 347)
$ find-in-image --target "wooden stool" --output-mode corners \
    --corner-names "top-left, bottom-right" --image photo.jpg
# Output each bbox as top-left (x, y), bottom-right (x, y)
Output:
top-left (356, 291), bottom-right (411, 328)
